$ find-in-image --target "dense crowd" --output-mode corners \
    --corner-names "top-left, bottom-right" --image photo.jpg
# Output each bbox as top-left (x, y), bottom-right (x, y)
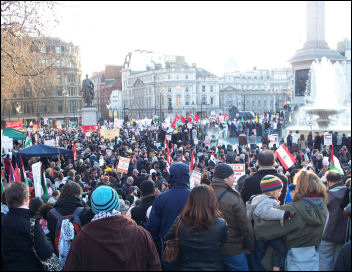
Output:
top-left (1, 116), bottom-right (351, 271)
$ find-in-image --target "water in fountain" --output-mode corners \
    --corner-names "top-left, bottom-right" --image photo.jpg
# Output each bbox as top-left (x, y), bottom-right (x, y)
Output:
top-left (286, 57), bottom-right (351, 136)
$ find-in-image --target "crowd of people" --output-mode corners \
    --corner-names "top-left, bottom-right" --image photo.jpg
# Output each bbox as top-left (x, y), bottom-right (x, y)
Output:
top-left (1, 116), bottom-right (351, 271)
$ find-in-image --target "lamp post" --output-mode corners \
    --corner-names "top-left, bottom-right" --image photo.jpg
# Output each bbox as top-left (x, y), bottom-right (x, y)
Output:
top-left (106, 103), bottom-right (111, 124)
top-left (159, 87), bottom-right (164, 122)
top-left (63, 90), bottom-right (69, 128)
top-left (15, 103), bottom-right (21, 121)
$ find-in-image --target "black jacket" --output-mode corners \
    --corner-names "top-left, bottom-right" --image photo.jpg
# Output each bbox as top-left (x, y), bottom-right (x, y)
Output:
top-left (46, 196), bottom-right (94, 248)
top-left (1, 208), bottom-right (54, 271)
top-left (164, 217), bottom-right (228, 271)
top-left (131, 195), bottom-right (155, 225)
top-left (241, 167), bottom-right (288, 205)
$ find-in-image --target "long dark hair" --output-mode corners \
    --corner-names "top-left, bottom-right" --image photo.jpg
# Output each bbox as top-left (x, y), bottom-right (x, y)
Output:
top-left (179, 184), bottom-right (222, 233)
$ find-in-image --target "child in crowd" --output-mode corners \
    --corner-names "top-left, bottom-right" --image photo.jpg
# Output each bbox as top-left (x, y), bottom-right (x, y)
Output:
top-left (246, 175), bottom-right (295, 271)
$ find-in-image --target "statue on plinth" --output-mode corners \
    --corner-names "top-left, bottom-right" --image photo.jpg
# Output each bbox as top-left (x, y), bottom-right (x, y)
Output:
top-left (81, 74), bottom-right (95, 107)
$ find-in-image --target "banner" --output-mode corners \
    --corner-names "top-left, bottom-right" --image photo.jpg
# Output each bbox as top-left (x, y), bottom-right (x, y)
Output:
top-left (190, 170), bottom-right (201, 189)
top-left (1, 135), bottom-right (13, 155)
top-left (268, 134), bottom-right (278, 143)
top-left (32, 123), bottom-right (40, 131)
top-left (44, 139), bottom-right (56, 146)
top-left (32, 162), bottom-right (43, 197)
top-left (324, 133), bottom-right (332, 146)
top-left (228, 164), bottom-right (246, 189)
top-left (82, 125), bottom-right (100, 133)
top-left (100, 128), bottom-right (120, 140)
top-left (5, 120), bottom-right (23, 131)
top-left (117, 156), bottom-right (130, 173)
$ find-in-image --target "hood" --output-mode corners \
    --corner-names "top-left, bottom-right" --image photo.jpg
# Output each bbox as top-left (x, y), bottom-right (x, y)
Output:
top-left (246, 194), bottom-right (270, 221)
top-left (329, 184), bottom-right (346, 200)
top-left (169, 162), bottom-right (190, 189)
top-left (295, 197), bottom-right (328, 227)
top-left (54, 196), bottom-right (84, 209)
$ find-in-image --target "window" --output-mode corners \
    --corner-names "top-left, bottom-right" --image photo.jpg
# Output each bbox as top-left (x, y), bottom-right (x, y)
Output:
top-left (70, 101), bottom-right (76, 112)
top-left (168, 88), bottom-right (171, 93)
top-left (185, 87), bottom-right (189, 92)
top-left (24, 88), bottom-right (32, 98)
top-left (210, 97), bottom-right (214, 104)
top-left (57, 74), bottom-right (62, 84)
top-left (185, 96), bottom-right (190, 105)
top-left (176, 95), bottom-right (181, 106)
top-left (58, 101), bottom-right (63, 112)
top-left (185, 74), bottom-right (189, 79)
top-left (57, 87), bottom-right (62, 96)
top-left (68, 73), bottom-right (75, 83)
top-left (201, 96), bottom-right (206, 104)
top-left (210, 86), bottom-right (213, 92)
top-left (56, 60), bottom-right (60, 67)
top-left (168, 74), bottom-right (171, 79)
top-left (202, 86), bottom-right (205, 92)
top-left (69, 87), bottom-right (75, 96)
top-left (55, 46), bottom-right (60, 54)
top-left (168, 97), bottom-right (172, 107)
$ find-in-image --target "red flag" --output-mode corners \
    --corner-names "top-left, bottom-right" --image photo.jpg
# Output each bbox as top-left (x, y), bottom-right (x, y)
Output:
top-left (164, 137), bottom-right (171, 167)
top-left (175, 114), bottom-right (180, 120)
top-left (190, 151), bottom-right (195, 172)
top-left (171, 117), bottom-right (177, 128)
top-left (9, 163), bottom-right (17, 183)
top-left (194, 113), bottom-right (200, 122)
top-left (171, 143), bottom-right (174, 154)
top-left (180, 114), bottom-right (185, 123)
top-left (247, 150), bottom-right (251, 166)
top-left (330, 143), bottom-right (334, 167)
top-left (72, 144), bottom-right (77, 160)
top-left (186, 115), bottom-right (192, 122)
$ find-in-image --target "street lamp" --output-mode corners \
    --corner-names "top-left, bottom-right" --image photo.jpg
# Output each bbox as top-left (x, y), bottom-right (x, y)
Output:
top-left (15, 103), bottom-right (21, 121)
top-left (159, 87), bottom-right (164, 122)
top-left (106, 103), bottom-right (111, 124)
top-left (63, 90), bottom-right (69, 128)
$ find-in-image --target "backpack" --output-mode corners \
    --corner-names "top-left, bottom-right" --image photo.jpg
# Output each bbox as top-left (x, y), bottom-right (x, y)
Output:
top-left (49, 207), bottom-right (84, 269)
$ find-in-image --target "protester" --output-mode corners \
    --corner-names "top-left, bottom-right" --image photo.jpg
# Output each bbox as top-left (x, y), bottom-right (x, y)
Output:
top-left (64, 185), bottom-right (161, 270)
top-left (164, 184), bottom-right (228, 270)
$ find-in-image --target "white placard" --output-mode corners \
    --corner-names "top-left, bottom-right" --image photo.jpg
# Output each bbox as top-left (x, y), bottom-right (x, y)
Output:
top-left (44, 139), bottom-right (56, 146)
top-left (228, 164), bottom-right (246, 189)
top-left (106, 149), bottom-right (112, 156)
top-left (117, 156), bottom-right (130, 173)
top-left (268, 134), bottom-right (278, 143)
top-left (32, 162), bottom-right (43, 197)
top-left (324, 134), bottom-right (332, 146)
top-left (194, 139), bottom-right (199, 145)
top-left (1, 135), bottom-right (13, 155)
top-left (190, 170), bottom-right (202, 189)
top-left (187, 123), bottom-right (192, 129)
top-left (166, 135), bottom-right (171, 141)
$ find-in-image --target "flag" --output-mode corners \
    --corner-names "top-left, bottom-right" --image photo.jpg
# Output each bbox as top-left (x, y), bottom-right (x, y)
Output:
top-left (51, 163), bottom-right (54, 177)
top-left (72, 144), bottom-right (77, 160)
top-left (188, 112), bottom-right (195, 119)
top-left (153, 114), bottom-right (159, 120)
top-left (186, 114), bottom-right (192, 122)
top-left (255, 115), bottom-right (258, 123)
top-left (248, 149), bottom-right (251, 166)
top-left (9, 163), bottom-right (16, 183)
top-left (171, 116), bottom-right (177, 128)
top-left (194, 113), bottom-right (200, 122)
top-left (171, 143), bottom-right (174, 154)
top-left (190, 151), bottom-right (195, 172)
top-left (329, 144), bottom-right (344, 175)
top-left (15, 163), bottom-right (21, 182)
top-left (180, 152), bottom-right (185, 163)
top-left (25, 131), bottom-right (32, 148)
top-left (241, 116), bottom-right (244, 122)
top-left (1, 170), bottom-right (5, 195)
top-left (164, 137), bottom-right (172, 167)
top-left (20, 155), bottom-right (29, 187)
top-left (210, 152), bottom-right (216, 166)
top-left (180, 114), bottom-right (185, 123)
top-left (41, 166), bottom-right (49, 199)
top-left (289, 114), bottom-right (292, 123)
top-left (175, 114), bottom-right (180, 120)
top-left (275, 144), bottom-right (296, 170)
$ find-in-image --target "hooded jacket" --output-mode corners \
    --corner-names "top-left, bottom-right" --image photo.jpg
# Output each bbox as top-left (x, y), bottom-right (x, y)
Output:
top-left (323, 183), bottom-right (348, 243)
top-left (145, 163), bottom-right (191, 243)
top-left (246, 194), bottom-right (285, 226)
top-left (64, 215), bottom-right (161, 271)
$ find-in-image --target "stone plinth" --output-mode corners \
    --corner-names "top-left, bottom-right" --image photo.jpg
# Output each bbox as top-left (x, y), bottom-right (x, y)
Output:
top-left (82, 107), bottom-right (97, 126)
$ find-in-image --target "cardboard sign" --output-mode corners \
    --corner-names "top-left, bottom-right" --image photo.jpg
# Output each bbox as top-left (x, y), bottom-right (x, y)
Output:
top-left (324, 133), bottom-right (332, 146)
top-left (190, 170), bottom-right (201, 189)
top-left (5, 120), bottom-right (23, 131)
top-left (100, 128), bottom-right (120, 140)
top-left (228, 164), bottom-right (246, 189)
top-left (117, 156), bottom-right (130, 173)
top-left (32, 162), bottom-right (43, 197)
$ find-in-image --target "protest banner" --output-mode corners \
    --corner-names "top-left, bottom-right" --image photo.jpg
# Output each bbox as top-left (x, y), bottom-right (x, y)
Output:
top-left (268, 134), bottom-right (278, 143)
top-left (82, 125), bottom-right (100, 133)
top-left (44, 139), bottom-right (56, 146)
top-left (100, 128), bottom-right (120, 140)
top-left (228, 164), bottom-right (245, 189)
top-left (32, 162), bottom-right (43, 197)
top-left (190, 170), bottom-right (201, 189)
top-left (5, 120), bottom-right (23, 131)
top-left (324, 133), bottom-right (332, 146)
top-left (117, 156), bottom-right (130, 173)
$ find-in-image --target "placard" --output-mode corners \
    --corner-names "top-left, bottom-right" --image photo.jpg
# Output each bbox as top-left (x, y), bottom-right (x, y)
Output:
top-left (194, 139), bottom-right (198, 145)
top-left (44, 139), bottom-right (56, 146)
top-left (32, 162), bottom-right (43, 197)
top-left (187, 123), bottom-right (192, 129)
top-left (1, 135), bottom-right (13, 155)
top-left (82, 125), bottom-right (100, 133)
top-left (268, 134), bottom-right (278, 143)
top-left (228, 164), bottom-right (246, 189)
top-left (190, 170), bottom-right (201, 189)
top-left (166, 135), bottom-right (171, 141)
top-left (117, 156), bottom-right (130, 173)
top-left (100, 128), bottom-right (120, 140)
top-left (324, 133), bottom-right (332, 146)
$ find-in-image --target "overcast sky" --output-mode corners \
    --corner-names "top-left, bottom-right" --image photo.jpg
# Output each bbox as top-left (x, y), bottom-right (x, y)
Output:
top-left (46, 1), bottom-right (351, 77)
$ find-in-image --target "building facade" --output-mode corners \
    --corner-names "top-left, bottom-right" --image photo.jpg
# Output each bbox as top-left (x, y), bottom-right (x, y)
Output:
top-left (1, 37), bottom-right (82, 127)
top-left (219, 68), bottom-right (293, 114)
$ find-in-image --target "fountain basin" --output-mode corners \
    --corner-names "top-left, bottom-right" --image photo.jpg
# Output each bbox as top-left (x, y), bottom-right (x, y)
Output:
top-left (303, 107), bottom-right (345, 128)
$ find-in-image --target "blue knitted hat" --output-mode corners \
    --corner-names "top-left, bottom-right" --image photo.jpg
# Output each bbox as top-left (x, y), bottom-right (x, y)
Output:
top-left (91, 186), bottom-right (120, 214)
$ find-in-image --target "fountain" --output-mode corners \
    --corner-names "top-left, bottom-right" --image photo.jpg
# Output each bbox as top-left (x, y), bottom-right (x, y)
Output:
top-left (285, 57), bottom-right (351, 137)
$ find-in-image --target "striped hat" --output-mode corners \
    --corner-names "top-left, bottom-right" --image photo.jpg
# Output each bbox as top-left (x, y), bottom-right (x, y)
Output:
top-left (260, 175), bottom-right (283, 193)
top-left (91, 186), bottom-right (120, 214)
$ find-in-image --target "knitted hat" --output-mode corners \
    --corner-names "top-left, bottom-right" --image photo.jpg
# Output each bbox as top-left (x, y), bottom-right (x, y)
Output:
top-left (91, 186), bottom-right (120, 214)
top-left (213, 163), bottom-right (234, 179)
top-left (260, 175), bottom-right (283, 193)
top-left (140, 180), bottom-right (155, 196)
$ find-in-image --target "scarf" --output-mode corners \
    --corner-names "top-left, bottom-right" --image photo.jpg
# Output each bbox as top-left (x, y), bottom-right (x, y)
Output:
top-left (91, 209), bottom-right (121, 222)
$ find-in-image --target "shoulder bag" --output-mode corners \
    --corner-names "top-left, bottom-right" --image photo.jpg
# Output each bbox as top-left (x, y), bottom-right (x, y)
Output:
top-left (163, 217), bottom-right (182, 263)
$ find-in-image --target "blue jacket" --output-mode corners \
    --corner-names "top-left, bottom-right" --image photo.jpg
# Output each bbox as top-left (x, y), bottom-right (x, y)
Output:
top-left (145, 162), bottom-right (191, 243)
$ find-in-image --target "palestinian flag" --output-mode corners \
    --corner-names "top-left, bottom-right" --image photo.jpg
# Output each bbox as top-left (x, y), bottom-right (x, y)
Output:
top-left (209, 152), bottom-right (216, 166)
top-left (41, 165), bottom-right (49, 199)
top-left (20, 155), bottom-right (29, 187)
top-left (186, 115), bottom-right (192, 122)
top-left (1, 170), bottom-right (6, 195)
top-left (329, 144), bottom-right (344, 175)
top-left (175, 114), bottom-right (180, 120)
top-left (171, 116), bottom-right (177, 128)
top-left (188, 112), bottom-right (195, 119)
top-left (194, 113), bottom-right (200, 122)
top-left (190, 151), bottom-right (195, 172)
top-left (180, 152), bottom-right (185, 163)
top-left (153, 114), bottom-right (159, 120)
top-left (25, 131), bottom-right (32, 148)
top-left (164, 137), bottom-right (172, 168)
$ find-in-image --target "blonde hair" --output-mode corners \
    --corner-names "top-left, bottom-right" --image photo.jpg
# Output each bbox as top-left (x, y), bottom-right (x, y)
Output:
top-left (292, 169), bottom-right (328, 203)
